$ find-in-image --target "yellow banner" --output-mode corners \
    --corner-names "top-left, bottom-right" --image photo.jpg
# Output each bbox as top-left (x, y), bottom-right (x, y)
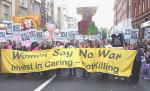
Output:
top-left (12, 16), bottom-right (40, 30)
top-left (1, 48), bottom-right (137, 77)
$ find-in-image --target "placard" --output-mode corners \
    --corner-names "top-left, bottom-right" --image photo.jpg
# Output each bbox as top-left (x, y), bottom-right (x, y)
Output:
top-left (130, 29), bottom-right (139, 44)
top-left (60, 32), bottom-right (68, 41)
top-left (13, 23), bottom-right (21, 34)
top-left (36, 31), bottom-right (44, 42)
top-left (28, 29), bottom-right (37, 42)
top-left (20, 31), bottom-right (30, 42)
top-left (68, 32), bottom-right (75, 40)
top-left (53, 32), bottom-right (60, 40)
top-left (3, 21), bottom-right (13, 33)
top-left (0, 30), bottom-right (6, 42)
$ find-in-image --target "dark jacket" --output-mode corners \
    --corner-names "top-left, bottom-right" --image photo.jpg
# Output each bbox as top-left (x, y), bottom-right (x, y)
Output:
top-left (135, 48), bottom-right (144, 62)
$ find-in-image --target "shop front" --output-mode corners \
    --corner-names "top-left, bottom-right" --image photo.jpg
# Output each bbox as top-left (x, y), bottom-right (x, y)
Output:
top-left (141, 20), bottom-right (150, 40)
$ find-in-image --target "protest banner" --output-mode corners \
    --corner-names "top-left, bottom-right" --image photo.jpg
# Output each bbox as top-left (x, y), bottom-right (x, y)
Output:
top-left (0, 30), bottom-right (6, 42)
top-left (13, 23), bottom-right (21, 34)
top-left (12, 16), bottom-right (40, 30)
top-left (1, 48), bottom-right (137, 77)
top-left (3, 21), bottom-right (13, 33)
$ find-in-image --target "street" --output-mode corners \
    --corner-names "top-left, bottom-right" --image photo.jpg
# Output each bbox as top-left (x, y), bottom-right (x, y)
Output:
top-left (0, 0), bottom-right (150, 91)
top-left (0, 69), bottom-right (149, 91)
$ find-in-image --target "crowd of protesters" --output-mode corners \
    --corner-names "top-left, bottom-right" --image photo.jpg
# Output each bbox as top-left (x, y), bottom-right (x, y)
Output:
top-left (0, 38), bottom-right (150, 85)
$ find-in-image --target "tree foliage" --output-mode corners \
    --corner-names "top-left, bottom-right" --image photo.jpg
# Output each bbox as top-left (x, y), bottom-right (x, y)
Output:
top-left (99, 27), bottom-right (108, 39)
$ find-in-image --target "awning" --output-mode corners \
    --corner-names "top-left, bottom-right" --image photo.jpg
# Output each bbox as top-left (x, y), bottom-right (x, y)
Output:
top-left (141, 21), bottom-right (150, 28)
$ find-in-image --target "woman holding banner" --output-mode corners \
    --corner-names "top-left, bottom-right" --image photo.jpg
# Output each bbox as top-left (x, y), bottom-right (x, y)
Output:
top-left (101, 39), bottom-right (112, 79)
top-left (81, 40), bottom-right (91, 78)
top-left (131, 43), bottom-right (144, 85)
top-left (67, 40), bottom-right (77, 77)
top-left (54, 41), bottom-right (64, 77)
top-left (40, 41), bottom-right (52, 76)
top-left (40, 41), bottom-right (51, 50)
top-left (5, 40), bottom-right (13, 49)
top-left (144, 47), bottom-right (150, 81)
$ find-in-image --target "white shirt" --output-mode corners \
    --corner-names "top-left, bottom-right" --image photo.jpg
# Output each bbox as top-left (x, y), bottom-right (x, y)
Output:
top-left (105, 44), bottom-right (113, 48)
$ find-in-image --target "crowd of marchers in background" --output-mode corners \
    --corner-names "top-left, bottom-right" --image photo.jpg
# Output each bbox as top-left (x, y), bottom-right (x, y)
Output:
top-left (0, 39), bottom-right (150, 85)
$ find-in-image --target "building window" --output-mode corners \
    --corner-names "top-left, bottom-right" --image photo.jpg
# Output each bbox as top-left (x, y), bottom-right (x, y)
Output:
top-left (142, 0), bottom-right (145, 13)
top-left (129, 7), bottom-right (131, 18)
top-left (139, 3), bottom-right (141, 15)
top-left (19, 11), bottom-right (27, 16)
top-left (32, 1), bottom-right (40, 14)
top-left (20, 0), bottom-right (27, 8)
top-left (148, 0), bottom-right (150, 9)
top-left (129, 0), bottom-right (131, 6)
top-left (4, 5), bottom-right (10, 21)
top-left (135, 6), bottom-right (137, 17)
top-left (19, 8), bottom-right (27, 16)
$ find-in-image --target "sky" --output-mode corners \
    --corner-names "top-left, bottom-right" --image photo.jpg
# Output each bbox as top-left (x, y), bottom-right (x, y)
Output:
top-left (64, 0), bottom-right (114, 29)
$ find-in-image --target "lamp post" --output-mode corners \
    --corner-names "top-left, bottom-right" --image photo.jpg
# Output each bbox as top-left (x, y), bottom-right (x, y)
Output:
top-left (45, 0), bottom-right (51, 24)
top-left (45, 11), bottom-right (48, 23)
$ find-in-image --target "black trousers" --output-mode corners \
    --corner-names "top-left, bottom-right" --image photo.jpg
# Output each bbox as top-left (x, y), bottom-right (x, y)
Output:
top-left (101, 73), bottom-right (109, 79)
top-left (82, 69), bottom-right (90, 77)
top-left (56, 69), bottom-right (61, 77)
top-left (131, 61), bottom-right (141, 83)
top-left (69, 68), bottom-right (76, 76)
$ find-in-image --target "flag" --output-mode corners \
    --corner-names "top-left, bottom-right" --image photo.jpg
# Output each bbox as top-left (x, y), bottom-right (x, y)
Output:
top-left (87, 21), bottom-right (98, 35)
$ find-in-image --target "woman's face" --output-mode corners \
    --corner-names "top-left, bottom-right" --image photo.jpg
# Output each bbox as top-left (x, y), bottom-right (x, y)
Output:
top-left (70, 41), bottom-right (74, 45)
top-left (87, 42), bottom-right (91, 47)
top-left (56, 42), bottom-right (61, 46)
top-left (83, 41), bottom-right (86, 44)
top-left (95, 42), bottom-right (99, 47)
